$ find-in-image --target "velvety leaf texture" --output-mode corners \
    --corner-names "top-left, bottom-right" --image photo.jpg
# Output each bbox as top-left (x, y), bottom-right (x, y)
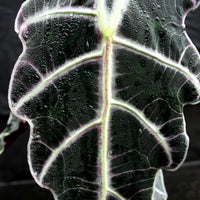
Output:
top-left (9, 0), bottom-right (200, 199)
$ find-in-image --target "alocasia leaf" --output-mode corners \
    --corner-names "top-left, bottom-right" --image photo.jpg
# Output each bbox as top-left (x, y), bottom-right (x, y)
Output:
top-left (7, 0), bottom-right (200, 199)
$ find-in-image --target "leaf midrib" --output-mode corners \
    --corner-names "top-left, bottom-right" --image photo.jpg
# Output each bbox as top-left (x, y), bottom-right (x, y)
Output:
top-left (100, 37), bottom-right (112, 200)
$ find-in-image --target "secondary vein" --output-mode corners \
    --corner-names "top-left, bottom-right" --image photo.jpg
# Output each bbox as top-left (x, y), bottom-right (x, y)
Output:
top-left (113, 36), bottom-right (200, 96)
top-left (108, 188), bottom-right (126, 200)
top-left (17, 8), bottom-right (97, 33)
top-left (111, 99), bottom-right (172, 166)
top-left (38, 119), bottom-right (101, 184)
top-left (13, 50), bottom-right (102, 112)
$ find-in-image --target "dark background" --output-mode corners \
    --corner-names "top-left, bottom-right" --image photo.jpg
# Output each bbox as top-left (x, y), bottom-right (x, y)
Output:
top-left (0, 1), bottom-right (200, 200)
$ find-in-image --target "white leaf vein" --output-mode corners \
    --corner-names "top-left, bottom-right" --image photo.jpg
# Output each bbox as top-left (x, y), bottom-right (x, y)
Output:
top-left (17, 7), bottom-right (97, 33)
top-left (113, 36), bottom-right (200, 96)
top-left (111, 99), bottom-right (172, 166)
top-left (38, 119), bottom-right (101, 184)
top-left (13, 50), bottom-right (102, 112)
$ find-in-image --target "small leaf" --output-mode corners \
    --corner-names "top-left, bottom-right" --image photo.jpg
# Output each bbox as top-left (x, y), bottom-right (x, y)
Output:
top-left (0, 113), bottom-right (25, 154)
top-left (152, 170), bottom-right (167, 200)
top-left (8, 0), bottom-right (200, 199)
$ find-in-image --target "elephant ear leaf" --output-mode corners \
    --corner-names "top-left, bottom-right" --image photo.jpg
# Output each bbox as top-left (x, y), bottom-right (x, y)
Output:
top-left (8, 0), bottom-right (200, 199)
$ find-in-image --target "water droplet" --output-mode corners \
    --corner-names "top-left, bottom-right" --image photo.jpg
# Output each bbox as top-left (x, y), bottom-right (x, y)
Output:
top-left (64, 32), bottom-right (68, 37)
top-left (146, 15), bottom-right (150, 20)
top-left (182, 24), bottom-right (186, 31)
top-left (89, 105), bottom-right (94, 109)
top-left (108, 150), bottom-right (112, 157)
top-left (70, 13), bottom-right (73, 17)
top-left (86, 41), bottom-right (89, 48)
top-left (139, 128), bottom-right (142, 133)
top-left (35, 135), bottom-right (40, 139)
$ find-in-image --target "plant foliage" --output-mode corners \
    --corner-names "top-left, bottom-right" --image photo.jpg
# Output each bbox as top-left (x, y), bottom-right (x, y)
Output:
top-left (2, 0), bottom-right (200, 199)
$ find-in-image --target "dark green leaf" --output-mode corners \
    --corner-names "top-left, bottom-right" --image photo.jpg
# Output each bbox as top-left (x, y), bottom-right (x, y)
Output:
top-left (8, 0), bottom-right (200, 199)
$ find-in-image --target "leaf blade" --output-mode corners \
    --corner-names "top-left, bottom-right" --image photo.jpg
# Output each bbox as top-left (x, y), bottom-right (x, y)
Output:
top-left (8, 0), bottom-right (200, 199)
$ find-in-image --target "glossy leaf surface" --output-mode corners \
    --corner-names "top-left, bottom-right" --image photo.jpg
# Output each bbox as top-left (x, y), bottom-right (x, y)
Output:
top-left (9, 0), bottom-right (200, 199)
